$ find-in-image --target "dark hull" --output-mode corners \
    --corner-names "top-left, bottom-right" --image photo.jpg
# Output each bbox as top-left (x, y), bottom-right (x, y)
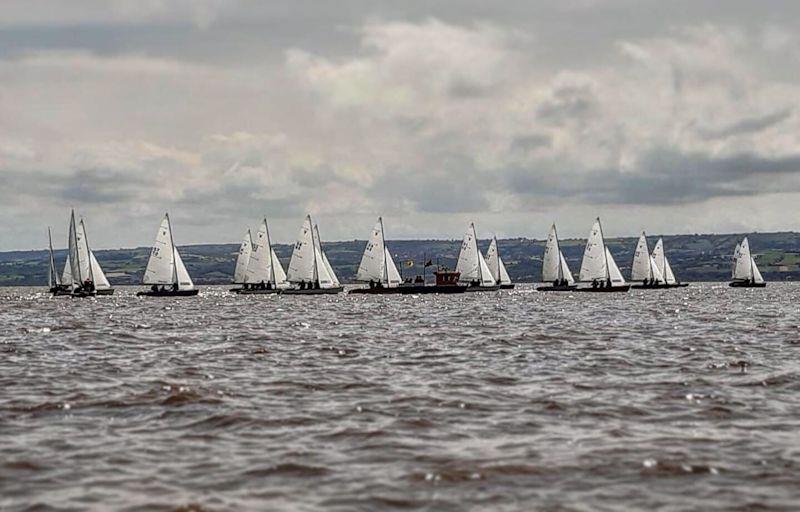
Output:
top-left (234, 288), bottom-right (281, 295)
top-left (537, 285), bottom-right (578, 292)
top-left (96, 288), bottom-right (115, 295)
top-left (71, 290), bottom-right (97, 298)
top-left (499, 284), bottom-right (515, 290)
top-left (50, 287), bottom-right (72, 296)
top-left (398, 285), bottom-right (466, 295)
top-left (137, 289), bottom-right (199, 297)
top-left (729, 281), bottom-right (767, 288)
top-left (464, 285), bottom-right (501, 292)
top-left (349, 287), bottom-right (404, 295)
top-left (575, 285), bottom-right (631, 293)
top-left (282, 287), bottom-right (344, 295)
top-left (631, 283), bottom-right (689, 289)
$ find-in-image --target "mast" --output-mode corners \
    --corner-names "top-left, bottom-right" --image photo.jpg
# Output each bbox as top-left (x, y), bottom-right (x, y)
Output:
top-left (379, 216), bottom-right (388, 284)
top-left (308, 215), bottom-right (318, 282)
top-left (80, 219), bottom-right (95, 285)
top-left (597, 217), bottom-right (610, 280)
top-left (265, 218), bottom-right (276, 285)
top-left (70, 210), bottom-right (82, 284)
top-left (553, 223), bottom-right (563, 281)
top-left (472, 223), bottom-right (483, 283)
top-left (48, 227), bottom-right (59, 287)
top-left (493, 236), bottom-right (501, 282)
top-left (748, 241), bottom-right (755, 280)
top-left (165, 213), bottom-right (178, 285)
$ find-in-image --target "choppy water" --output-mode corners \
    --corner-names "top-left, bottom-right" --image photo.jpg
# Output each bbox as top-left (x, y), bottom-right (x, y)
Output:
top-left (1, 283), bottom-right (799, 511)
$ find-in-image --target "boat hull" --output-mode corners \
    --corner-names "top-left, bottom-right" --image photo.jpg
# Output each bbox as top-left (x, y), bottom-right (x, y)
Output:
top-left (349, 287), bottom-right (404, 295)
top-left (630, 283), bottom-right (689, 289)
top-left (282, 287), bottom-right (344, 295)
top-left (235, 288), bottom-right (281, 295)
top-left (70, 290), bottom-right (97, 298)
top-left (464, 285), bottom-right (501, 292)
top-left (575, 285), bottom-right (631, 293)
top-left (96, 288), bottom-right (115, 295)
top-left (729, 281), bottom-right (767, 288)
top-left (50, 286), bottom-right (72, 296)
top-left (499, 284), bottom-right (515, 290)
top-left (537, 285), bottom-right (578, 292)
top-left (137, 289), bottom-right (199, 297)
top-left (398, 285), bottom-right (466, 294)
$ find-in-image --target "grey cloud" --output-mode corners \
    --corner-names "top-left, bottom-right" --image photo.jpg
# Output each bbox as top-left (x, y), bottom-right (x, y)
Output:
top-left (698, 108), bottom-right (793, 139)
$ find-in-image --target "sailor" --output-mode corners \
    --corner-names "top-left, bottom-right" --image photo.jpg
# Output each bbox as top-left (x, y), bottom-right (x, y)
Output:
top-left (606, 278), bottom-right (612, 288)
top-left (266, 281), bottom-right (272, 290)
top-left (172, 282), bottom-right (179, 291)
top-left (151, 284), bottom-right (158, 293)
top-left (260, 280), bottom-right (266, 290)
top-left (314, 280), bottom-right (320, 289)
top-left (592, 279), bottom-right (598, 289)
top-left (299, 280), bottom-right (305, 290)
top-left (369, 279), bottom-right (375, 289)
top-left (83, 278), bottom-right (94, 292)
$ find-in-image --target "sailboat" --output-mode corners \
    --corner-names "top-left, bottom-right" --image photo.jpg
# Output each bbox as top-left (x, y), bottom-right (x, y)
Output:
top-left (47, 227), bottom-right (71, 296)
top-left (485, 237), bottom-right (514, 289)
top-left (284, 215), bottom-right (343, 294)
top-left (61, 217), bottom-right (115, 295)
top-left (230, 229), bottom-right (252, 292)
top-left (537, 223), bottom-right (577, 291)
top-left (630, 232), bottom-right (667, 289)
top-left (650, 237), bottom-right (688, 288)
top-left (576, 217), bottom-right (630, 292)
top-left (729, 237), bottom-right (766, 288)
top-left (137, 213), bottom-right (198, 297)
top-left (455, 222), bottom-right (499, 292)
top-left (238, 218), bottom-right (290, 294)
top-left (350, 217), bottom-right (404, 294)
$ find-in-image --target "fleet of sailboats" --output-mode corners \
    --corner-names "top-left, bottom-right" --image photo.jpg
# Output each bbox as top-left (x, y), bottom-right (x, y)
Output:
top-left (730, 237), bottom-right (766, 287)
top-left (44, 211), bottom-right (776, 295)
top-left (455, 223), bottom-right (500, 292)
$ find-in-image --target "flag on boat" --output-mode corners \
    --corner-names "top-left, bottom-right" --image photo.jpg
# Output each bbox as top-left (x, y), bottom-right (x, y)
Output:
top-left (404, 260), bottom-right (414, 268)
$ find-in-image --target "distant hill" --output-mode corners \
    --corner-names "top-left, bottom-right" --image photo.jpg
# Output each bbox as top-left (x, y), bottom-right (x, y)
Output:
top-left (3, 232), bottom-right (799, 286)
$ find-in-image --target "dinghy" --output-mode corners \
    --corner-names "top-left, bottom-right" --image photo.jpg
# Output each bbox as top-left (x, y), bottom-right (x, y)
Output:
top-left (62, 218), bottom-right (115, 295)
top-left (485, 237), bottom-right (514, 289)
top-left (350, 217), bottom-right (404, 294)
top-left (650, 237), bottom-right (689, 288)
top-left (238, 218), bottom-right (289, 294)
top-left (577, 217), bottom-right (630, 292)
top-left (630, 232), bottom-right (668, 289)
top-left (284, 215), bottom-right (343, 295)
top-left (137, 213), bottom-right (198, 297)
top-left (729, 237), bottom-right (766, 288)
top-left (230, 229), bottom-right (252, 292)
top-left (538, 223), bottom-right (577, 291)
top-left (47, 227), bottom-right (71, 296)
top-left (62, 210), bottom-right (97, 297)
top-left (455, 223), bottom-right (499, 292)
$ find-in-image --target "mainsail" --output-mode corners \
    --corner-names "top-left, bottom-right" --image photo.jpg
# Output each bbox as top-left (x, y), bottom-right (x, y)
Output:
top-left (356, 217), bottom-right (402, 287)
top-left (631, 232), bottom-right (663, 282)
top-left (233, 229), bottom-right (252, 284)
top-left (47, 227), bottom-right (59, 288)
top-left (542, 223), bottom-right (575, 284)
top-left (143, 213), bottom-right (194, 290)
top-left (733, 237), bottom-right (764, 283)
top-left (486, 237), bottom-right (512, 286)
top-left (287, 215), bottom-right (316, 283)
top-left (579, 218), bottom-right (608, 282)
top-left (456, 223), bottom-right (496, 286)
top-left (651, 237), bottom-right (676, 284)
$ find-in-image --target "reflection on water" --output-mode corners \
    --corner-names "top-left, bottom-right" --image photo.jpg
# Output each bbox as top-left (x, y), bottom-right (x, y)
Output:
top-left (1, 284), bottom-right (799, 510)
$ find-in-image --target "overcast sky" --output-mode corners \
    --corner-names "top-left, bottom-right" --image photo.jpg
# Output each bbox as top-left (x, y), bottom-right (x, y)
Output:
top-left (2, 0), bottom-right (800, 250)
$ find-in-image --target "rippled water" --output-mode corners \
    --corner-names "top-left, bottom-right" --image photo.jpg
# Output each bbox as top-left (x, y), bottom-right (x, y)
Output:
top-left (1, 283), bottom-right (799, 511)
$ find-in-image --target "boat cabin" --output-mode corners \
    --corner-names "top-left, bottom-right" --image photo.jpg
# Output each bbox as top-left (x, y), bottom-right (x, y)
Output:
top-left (434, 269), bottom-right (461, 286)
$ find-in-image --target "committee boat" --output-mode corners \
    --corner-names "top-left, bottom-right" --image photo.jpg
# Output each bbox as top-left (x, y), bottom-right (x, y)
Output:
top-left (577, 217), bottom-right (630, 292)
top-left (485, 237), bottom-right (514, 289)
top-left (237, 218), bottom-right (290, 294)
top-left (137, 213), bottom-right (198, 297)
top-left (455, 223), bottom-right (499, 292)
top-left (650, 237), bottom-right (688, 288)
top-left (729, 237), bottom-right (766, 288)
top-left (284, 215), bottom-right (343, 295)
top-left (538, 223), bottom-right (577, 291)
top-left (350, 217), bottom-right (404, 294)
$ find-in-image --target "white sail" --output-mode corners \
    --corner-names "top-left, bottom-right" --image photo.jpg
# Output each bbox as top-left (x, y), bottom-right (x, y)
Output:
top-left (315, 224), bottom-right (340, 288)
top-left (733, 237), bottom-right (753, 281)
top-left (579, 218), bottom-right (608, 282)
top-left (542, 224), bottom-right (562, 282)
top-left (233, 229), bottom-right (252, 284)
top-left (631, 232), bottom-right (653, 281)
top-left (486, 237), bottom-right (512, 286)
top-left (67, 210), bottom-right (82, 287)
top-left (662, 256), bottom-right (676, 284)
top-left (48, 228), bottom-right (59, 288)
top-left (143, 214), bottom-right (177, 285)
top-left (606, 247), bottom-right (626, 284)
top-left (174, 249), bottom-right (194, 290)
top-left (731, 242), bottom-right (741, 279)
top-left (245, 220), bottom-right (272, 284)
top-left (649, 256), bottom-right (665, 283)
top-left (384, 248), bottom-right (402, 287)
top-left (89, 252), bottom-right (111, 290)
top-left (287, 215), bottom-right (316, 283)
top-left (356, 219), bottom-right (386, 282)
top-left (752, 257), bottom-right (764, 284)
top-left (560, 251), bottom-right (575, 284)
top-left (271, 248), bottom-right (290, 288)
top-left (477, 251), bottom-right (496, 286)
